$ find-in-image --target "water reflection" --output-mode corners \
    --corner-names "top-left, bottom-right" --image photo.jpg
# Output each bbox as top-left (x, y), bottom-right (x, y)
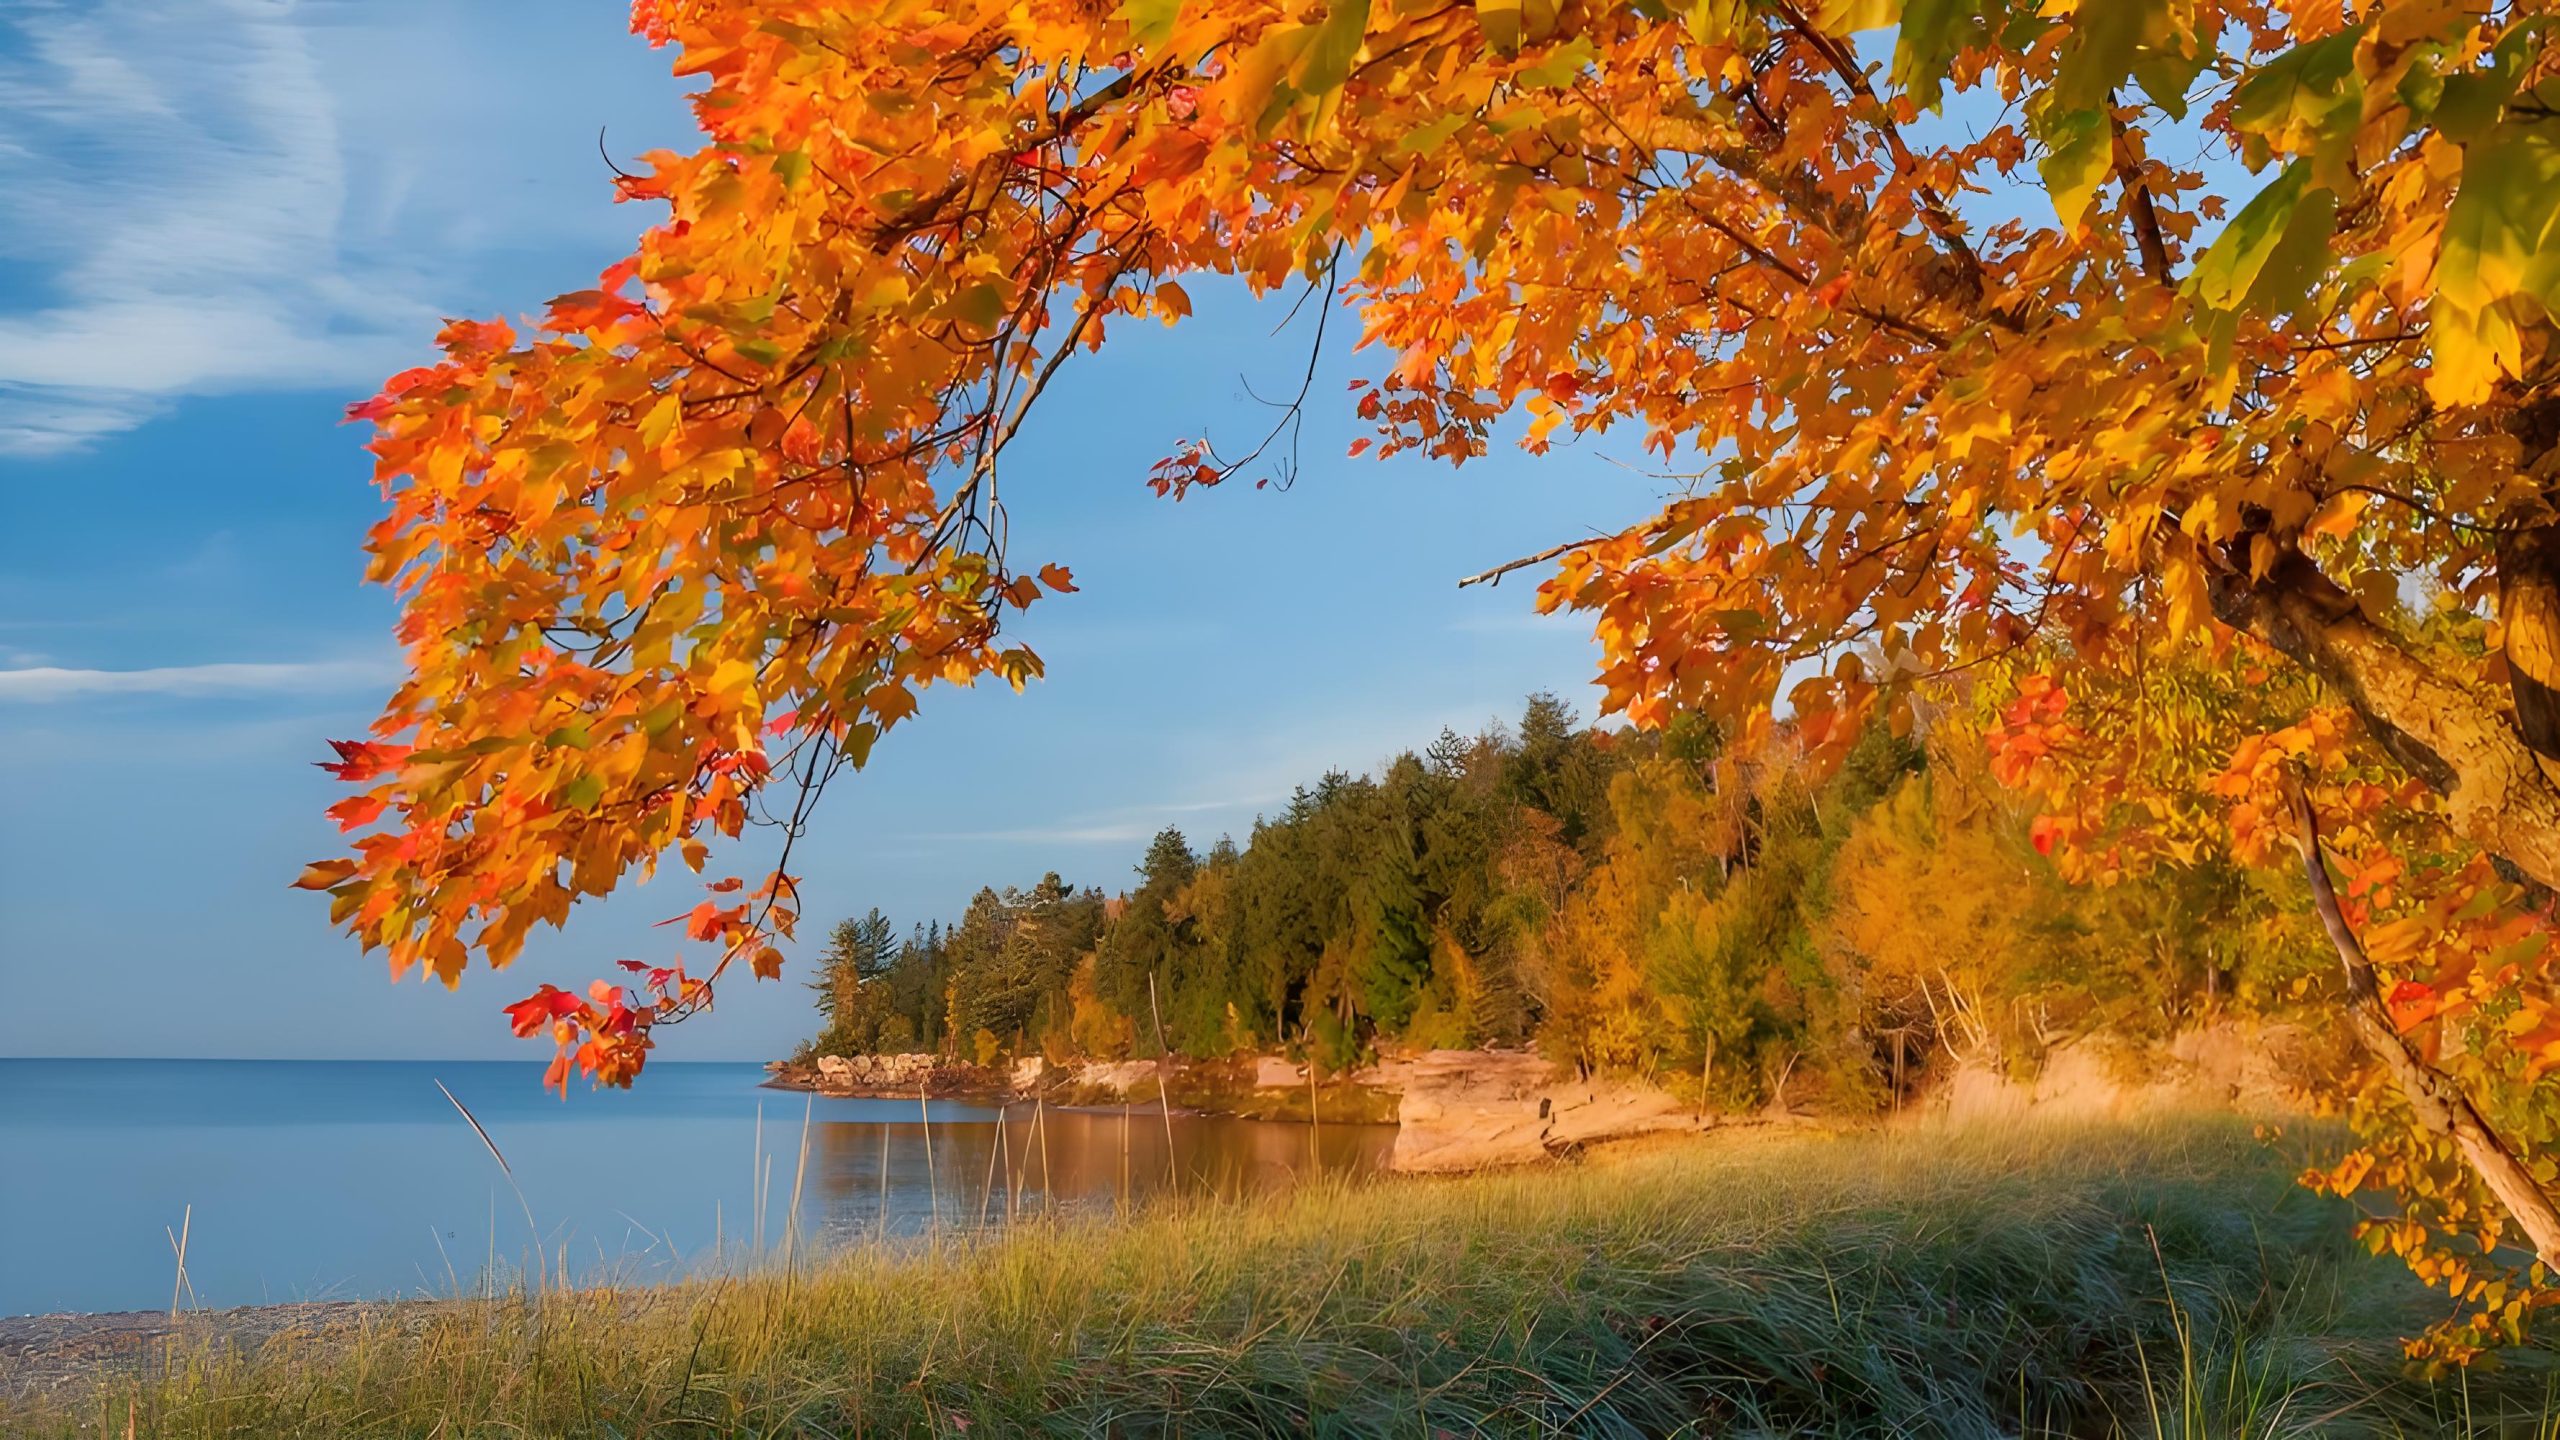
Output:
top-left (796, 1103), bottom-right (1399, 1245)
top-left (0, 1061), bottom-right (1396, 1314)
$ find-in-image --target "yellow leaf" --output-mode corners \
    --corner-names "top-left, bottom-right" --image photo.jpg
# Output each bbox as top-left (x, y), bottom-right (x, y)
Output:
top-left (2161, 541), bottom-right (2210, 640)
top-left (640, 393), bottom-right (681, 450)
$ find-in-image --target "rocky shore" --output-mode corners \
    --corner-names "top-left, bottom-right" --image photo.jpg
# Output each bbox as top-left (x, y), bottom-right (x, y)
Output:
top-left (764, 1050), bottom-right (1010, 1097)
top-left (766, 1046), bottom-right (1719, 1172)
top-left (0, 1300), bottom-right (474, 1404)
top-left (768, 1020), bottom-right (2313, 1175)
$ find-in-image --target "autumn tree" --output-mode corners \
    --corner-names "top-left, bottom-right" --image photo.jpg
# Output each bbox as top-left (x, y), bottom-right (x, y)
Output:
top-left (315, 0), bottom-right (2560, 1358)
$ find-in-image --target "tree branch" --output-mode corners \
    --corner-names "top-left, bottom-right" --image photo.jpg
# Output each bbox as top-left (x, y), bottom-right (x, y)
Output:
top-left (2210, 542), bottom-right (2560, 890)
top-left (1456, 536), bottom-right (1596, 590)
top-left (2284, 766), bottom-right (2560, 1269)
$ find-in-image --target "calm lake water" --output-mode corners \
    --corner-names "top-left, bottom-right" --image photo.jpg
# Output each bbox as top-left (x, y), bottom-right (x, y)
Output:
top-left (0, 1059), bottom-right (1397, 1317)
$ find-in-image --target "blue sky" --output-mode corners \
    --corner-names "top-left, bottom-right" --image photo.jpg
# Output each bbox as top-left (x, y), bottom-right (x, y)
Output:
top-left (0, 1), bottom-right (1661, 1062)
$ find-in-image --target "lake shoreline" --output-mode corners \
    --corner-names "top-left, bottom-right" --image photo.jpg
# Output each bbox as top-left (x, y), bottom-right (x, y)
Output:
top-left (765, 1047), bottom-right (1733, 1171)
top-left (756, 1072), bottom-right (1210, 1115)
top-left (13, 1117), bottom-right (2522, 1435)
top-left (0, 1300), bottom-right (471, 1405)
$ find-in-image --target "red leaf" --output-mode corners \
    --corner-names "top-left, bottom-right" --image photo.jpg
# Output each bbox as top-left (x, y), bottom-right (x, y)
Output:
top-left (685, 900), bottom-right (726, 940)
top-left (327, 795), bottom-right (386, 831)
top-left (316, 739), bottom-right (409, 782)
top-left (2388, 979), bottom-right (2439, 1031)
top-left (505, 985), bottom-right (583, 1038)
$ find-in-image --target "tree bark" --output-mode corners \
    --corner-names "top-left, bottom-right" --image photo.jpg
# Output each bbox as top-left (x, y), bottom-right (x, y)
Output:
top-left (2284, 769), bottom-right (2560, 1269)
top-left (2210, 545), bottom-right (2560, 890)
top-left (2500, 522), bottom-right (2560, 767)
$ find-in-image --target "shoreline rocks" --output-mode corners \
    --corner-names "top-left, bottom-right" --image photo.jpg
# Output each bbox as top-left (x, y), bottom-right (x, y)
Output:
top-left (769, 1045), bottom-right (1710, 1172)
top-left (764, 1053), bottom-right (1003, 1097)
top-left (1377, 1049), bottom-right (1707, 1173)
top-left (773, 1024), bottom-right (2301, 1173)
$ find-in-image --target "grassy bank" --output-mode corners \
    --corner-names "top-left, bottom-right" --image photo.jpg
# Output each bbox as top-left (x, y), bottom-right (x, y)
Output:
top-left (13, 1116), bottom-right (2553, 1437)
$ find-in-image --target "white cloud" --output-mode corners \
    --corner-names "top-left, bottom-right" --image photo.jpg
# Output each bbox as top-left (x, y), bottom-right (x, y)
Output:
top-left (0, 385), bottom-right (165, 456)
top-left (0, 1), bottom-right (695, 457)
top-left (0, 0), bottom-right (450, 454)
top-left (930, 822), bottom-right (1164, 846)
top-left (923, 792), bottom-right (1287, 846)
top-left (0, 658), bottom-right (396, 702)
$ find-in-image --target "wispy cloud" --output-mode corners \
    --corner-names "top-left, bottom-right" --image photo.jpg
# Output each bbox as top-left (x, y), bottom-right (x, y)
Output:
top-left (0, 0), bottom-right (442, 455)
top-left (921, 791), bottom-right (1289, 846)
top-left (929, 822), bottom-right (1163, 846)
top-left (0, 658), bottom-right (397, 703)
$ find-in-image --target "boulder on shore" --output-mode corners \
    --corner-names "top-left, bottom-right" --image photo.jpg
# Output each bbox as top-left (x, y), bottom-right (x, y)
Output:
top-left (1384, 1050), bottom-right (1701, 1173)
top-left (1250, 1055), bottom-right (1307, 1090)
top-left (784, 1052), bottom-right (994, 1095)
top-left (1070, 1058), bottom-right (1162, 1097)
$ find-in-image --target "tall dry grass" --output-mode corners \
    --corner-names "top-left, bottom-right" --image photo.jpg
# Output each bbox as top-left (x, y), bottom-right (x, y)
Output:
top-left (14, 1115), bottom-right (2555, 1437)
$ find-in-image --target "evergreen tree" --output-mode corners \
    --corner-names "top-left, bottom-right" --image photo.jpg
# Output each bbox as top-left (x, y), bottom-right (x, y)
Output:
top-left (1096, 827), bottom-right (1199, 1047)
top-left (809, 907), bottom-right (899, 1051)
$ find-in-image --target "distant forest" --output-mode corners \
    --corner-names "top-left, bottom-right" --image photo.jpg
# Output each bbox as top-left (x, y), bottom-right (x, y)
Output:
top-left (799, 693), bottom-right (2324, 1109)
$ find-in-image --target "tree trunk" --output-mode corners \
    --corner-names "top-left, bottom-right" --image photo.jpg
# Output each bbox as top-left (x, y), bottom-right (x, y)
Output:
top-left (2501, 522), bottom-right (2560, 769)
top-left (2210, 545), bottom-right (2560, 889)
top-left (2283, 769), bottom-right (2560, 1269)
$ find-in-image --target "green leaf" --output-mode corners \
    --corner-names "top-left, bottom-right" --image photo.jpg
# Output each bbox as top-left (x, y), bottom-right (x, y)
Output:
top-left (947, 282), bottom-right (1008, 334)
top-left (2456, 887), bottom-right (2504, 922)
top-left (2035, 106), bottom-right (2112, 229)
top-left (2397, 44), bottom-right (2448, 122)
top-left (1891, 0), bottom-right (1980, 111)
top-left (774, 150), bottom-right (810, 191)
top-left (2130, 45), bottom-right (2207, 120)
top-left (2499, 930), bottom-right (2553, 969)
top-left (543, 719), bottom-right (595, 751)
top-left (2050, 0), bottom-right (2158, 115)
top-left (1478, 0), bottom-right (1522, 53)
top-left (1291, 0), bottom-right (1371, 96)
top-left (2439, 119), bottom-right (2560, 315)
top-left (1392, 112), bottom-right (1471, 158)
top-left (2186, 162), bottom-right (2313, 311)
top-left (1519, 37), bottom-right (1598, 90)
top-left (2435, 29), bottom-right (2537, 144)
top-left (561, 774), bottom-right (605, 812)
top-left (734, 337), bottom-right (784, 366)
top-left (1116, 0), bottom-right (1182, 49)
top-left (2236, 183), bottom-right (2338, 318)
top-left (842, 721), bottom-right (880, 769)
top-left (2230, 27), bottom-right (2364, 162)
